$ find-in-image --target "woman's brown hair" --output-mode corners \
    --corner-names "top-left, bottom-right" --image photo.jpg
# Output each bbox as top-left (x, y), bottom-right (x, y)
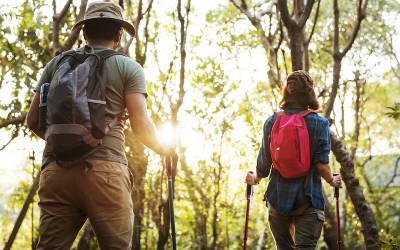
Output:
top-left (278, 70), bottom-right (320, 110)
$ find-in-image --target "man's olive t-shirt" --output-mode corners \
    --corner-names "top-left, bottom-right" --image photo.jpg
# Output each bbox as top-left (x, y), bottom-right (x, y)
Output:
top-left (35, 45), bottom-right (147, 166)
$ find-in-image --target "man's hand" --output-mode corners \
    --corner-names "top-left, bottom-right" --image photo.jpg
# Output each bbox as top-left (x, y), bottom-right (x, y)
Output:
top-left (245, 171), bottom-right (261, 185)
top-left (151, 142), bottom-right (175, 156)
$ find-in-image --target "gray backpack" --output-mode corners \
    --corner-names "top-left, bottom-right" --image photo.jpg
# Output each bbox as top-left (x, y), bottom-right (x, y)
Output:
top-left (45, 48), bottom-right (123, 162)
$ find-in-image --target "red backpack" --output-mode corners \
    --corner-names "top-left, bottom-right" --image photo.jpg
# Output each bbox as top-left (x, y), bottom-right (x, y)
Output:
top-left (270, 110), bottom-right (314, 178)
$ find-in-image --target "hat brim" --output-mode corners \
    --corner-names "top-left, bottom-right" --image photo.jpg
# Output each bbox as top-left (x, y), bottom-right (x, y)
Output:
top-left (72, 17), bottom-right (136, 37)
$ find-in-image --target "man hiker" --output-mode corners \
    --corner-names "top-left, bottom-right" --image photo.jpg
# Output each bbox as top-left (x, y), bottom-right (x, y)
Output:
top-left (26, 2), bottom-right (172, 249)
top-left (245, 70), bottom-right (342, 250)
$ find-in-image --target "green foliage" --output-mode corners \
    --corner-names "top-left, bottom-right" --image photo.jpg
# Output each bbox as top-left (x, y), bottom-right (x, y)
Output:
top-left (386, 102), bottom-right (400, 120)
top-left (0, 0), bottom-right (399, 249)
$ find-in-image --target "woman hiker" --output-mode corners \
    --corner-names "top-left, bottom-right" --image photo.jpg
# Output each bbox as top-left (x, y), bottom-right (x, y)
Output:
top-left (245, 70), bottom-right (342, 250)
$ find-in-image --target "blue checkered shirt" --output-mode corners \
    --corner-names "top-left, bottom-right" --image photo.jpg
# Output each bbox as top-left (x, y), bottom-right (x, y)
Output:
top-left (256, 107), bottom-right (331, 214)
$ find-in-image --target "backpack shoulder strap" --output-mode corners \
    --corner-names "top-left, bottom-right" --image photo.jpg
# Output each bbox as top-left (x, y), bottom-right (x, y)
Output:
top-left (96, 49), bottom-right (126, 59)
top-left (56, 50), bottom-right (90, 68)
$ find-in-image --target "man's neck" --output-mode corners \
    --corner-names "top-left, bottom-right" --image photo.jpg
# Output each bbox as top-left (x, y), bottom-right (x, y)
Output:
top-left (87, 39), bottom-right (114, 49)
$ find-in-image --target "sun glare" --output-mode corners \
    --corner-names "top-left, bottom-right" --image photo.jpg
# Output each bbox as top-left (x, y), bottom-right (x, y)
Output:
top-left (158, 122), bottom-right (176, 147)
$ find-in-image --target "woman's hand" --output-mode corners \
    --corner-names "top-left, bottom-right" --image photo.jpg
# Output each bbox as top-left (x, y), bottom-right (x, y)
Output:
top-left (329, 174), bottom-right (342, 188)
top-left (245, 171), bottom-right (260, 185)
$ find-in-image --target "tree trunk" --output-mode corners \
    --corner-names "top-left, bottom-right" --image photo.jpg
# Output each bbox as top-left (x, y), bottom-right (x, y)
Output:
top-left (330, 131), bottom-right (380, 249)
top-left (230, 0), bottom-right (282, 90)
top-left (125, 133), bottom-right (148, 250)
top-left (156, 200), bottom-right (171, 250)
top-left (323, 192), bottom-right (339, 250)
top-left (77, 223), bottom-right (95, 250)
top-left (324, 57), bottom-right (342, 118)
top-left (289, 29), bottom-right (304, 71)
top-left (4, 173), bottom-right (40, 250)
top-left (304, 43), bottom-right (310, 72)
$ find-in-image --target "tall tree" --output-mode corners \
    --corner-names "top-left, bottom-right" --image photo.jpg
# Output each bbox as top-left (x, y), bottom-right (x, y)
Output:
top-left (277, 0), bottom-right (316, 70)
top-left (119, 1), bottom-right (156, 249)
top-left (324, 0), bottom-right (368, 119)
top-left (230, 0), bottom-right (283, 91)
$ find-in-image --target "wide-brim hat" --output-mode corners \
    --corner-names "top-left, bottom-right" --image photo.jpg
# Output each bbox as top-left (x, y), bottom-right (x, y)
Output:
top-left (72, 1), bottom-right (135, 37)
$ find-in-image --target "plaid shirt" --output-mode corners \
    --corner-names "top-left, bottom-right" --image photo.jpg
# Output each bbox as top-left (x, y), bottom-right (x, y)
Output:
top-left (256, 107), bottom-right (331, 214)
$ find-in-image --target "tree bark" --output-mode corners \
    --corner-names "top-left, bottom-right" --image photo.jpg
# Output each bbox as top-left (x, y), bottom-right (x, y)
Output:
top-left (77, 223), bottom-right (95, 250)
top-left (0, 113), bottom-right (26, 129)
top-left (324, 0), bottom-right (368, 119)
top-left (324, 57), bottom-right (342, 118)
top-left (125, 133), bottom-right (148, 250)
top-left (230, 0), bottom-right (282, 89)
top-left (330, 131), bottom-right (380, 249)
top-left (304, 0), bottom-right (321, 71)
top-left (122, 2), bottom-right (155, 249)
top-left (288, 29), bottom-right (305, 71)
top-left (52, 0), bottom-right (88, 55)
top-left (323, 192), bottom-right (339, 250)
top-left (277, 0), bottom-right (315, 71)
top-left (4, 173), bottom-right (40, 250)
top-left (179, 151), bottom-right (209, 249)
top-left (156, 198), bottom-right (171, 250)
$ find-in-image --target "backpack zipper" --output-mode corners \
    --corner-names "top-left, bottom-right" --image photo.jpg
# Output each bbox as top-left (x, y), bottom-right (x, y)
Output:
top-left (296, 126), bottom-right (301, 162)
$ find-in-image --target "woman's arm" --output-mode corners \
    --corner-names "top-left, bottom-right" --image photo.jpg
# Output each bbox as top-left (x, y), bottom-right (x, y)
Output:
top-left (317, 163), bottom-right (341, 187)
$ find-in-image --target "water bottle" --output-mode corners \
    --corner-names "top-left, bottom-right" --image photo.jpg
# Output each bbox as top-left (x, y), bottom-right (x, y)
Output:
top-left (38, 83), bottom-right (49, 132)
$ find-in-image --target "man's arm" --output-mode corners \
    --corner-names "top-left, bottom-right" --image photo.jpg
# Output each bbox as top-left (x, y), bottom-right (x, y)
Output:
top-left (26, 92), bottom-right (45, 140)
top-left (125, 92), bottom-right (167, 155)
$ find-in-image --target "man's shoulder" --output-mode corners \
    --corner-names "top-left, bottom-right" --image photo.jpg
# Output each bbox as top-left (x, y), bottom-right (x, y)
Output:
top-left (113, 54), bottom-right (142, 68)
top-left (104, 53), bottom-right (142, 72)
top-left (41, 53), bottom-right (64, 75)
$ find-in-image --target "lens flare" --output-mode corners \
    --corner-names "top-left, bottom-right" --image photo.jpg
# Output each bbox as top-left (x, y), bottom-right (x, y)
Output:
top-left (158, 122), bottom-right (176, 147)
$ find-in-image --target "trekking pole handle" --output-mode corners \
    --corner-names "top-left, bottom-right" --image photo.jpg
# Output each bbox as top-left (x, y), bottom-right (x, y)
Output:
top-left (246, 184), bottom-right (252, 197)
top-left (247, 171), bottom-right (254, 198)
top-left (333, 173), bottom-right (339, 198)
top-left (166, 155), bottom-right (172, 177)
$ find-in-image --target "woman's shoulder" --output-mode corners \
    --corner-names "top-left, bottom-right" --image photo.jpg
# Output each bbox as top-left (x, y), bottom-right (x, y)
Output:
top-left (306, 111), bottom-right (328, 122)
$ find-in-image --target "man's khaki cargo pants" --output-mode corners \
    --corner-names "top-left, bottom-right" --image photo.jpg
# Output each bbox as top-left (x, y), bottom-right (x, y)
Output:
top-left (36, 160), bottom-right (134, 250)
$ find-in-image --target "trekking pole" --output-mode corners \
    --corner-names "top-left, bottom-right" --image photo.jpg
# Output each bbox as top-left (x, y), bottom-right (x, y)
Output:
top-left (166, 155), bottom-right (177, 250)
top-left (333, 173), bottom-right (342, 250)
top-left (243, 182), bottom-right (253, 250)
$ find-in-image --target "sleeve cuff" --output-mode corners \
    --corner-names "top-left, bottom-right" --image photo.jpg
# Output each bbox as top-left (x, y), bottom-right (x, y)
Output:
top-left (317, 154), bottom-right (330, 164)
top-left (125, 90), bottom-right (148, 98)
